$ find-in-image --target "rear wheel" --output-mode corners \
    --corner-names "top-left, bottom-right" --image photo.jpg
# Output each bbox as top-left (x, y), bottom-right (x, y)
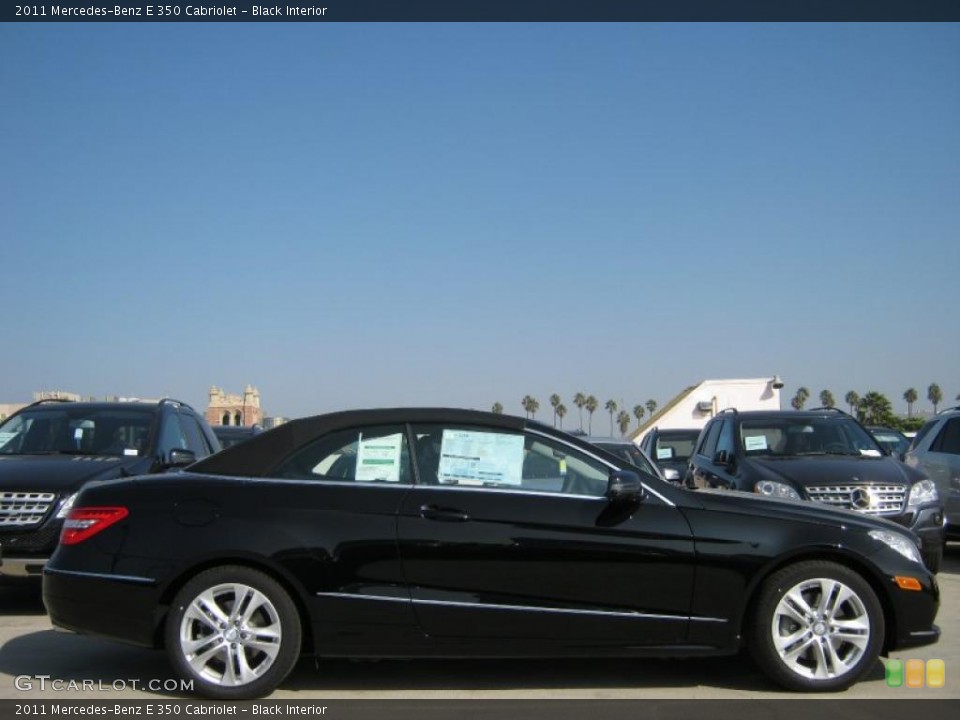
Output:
top-left (749, 560), bottom-right (884, 692)
top-left (165, 565), bottom-right (302, 700)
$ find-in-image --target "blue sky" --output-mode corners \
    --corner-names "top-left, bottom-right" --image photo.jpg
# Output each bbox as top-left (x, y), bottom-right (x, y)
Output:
top-left (2, 23), bottom-right (958, 420)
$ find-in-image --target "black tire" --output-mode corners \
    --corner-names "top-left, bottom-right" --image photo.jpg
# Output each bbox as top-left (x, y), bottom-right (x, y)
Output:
top-left (165, 565), bottom-right (302, 700)
top-left (748, 560), bottom-right (884, 692)
top-left (922, 544), bottom-right (942, 574)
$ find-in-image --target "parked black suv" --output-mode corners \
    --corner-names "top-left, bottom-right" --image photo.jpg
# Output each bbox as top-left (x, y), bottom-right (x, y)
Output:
top-left (687, 408), bottom-right (946, 572)
top-left (0, 398), bottom-right (220, 578)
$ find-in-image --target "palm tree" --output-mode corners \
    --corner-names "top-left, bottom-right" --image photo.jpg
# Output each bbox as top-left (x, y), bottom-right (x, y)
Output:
top-left (791, 387), bottom-right (810, 410)
top-left (549, 394), bottom-right (561, 427)
top-left (616, 410), bottom-right (631, 436)
top-left (521, 395), bottom-right (533, 419)
top-left (645, 399), bottom-right (657, 416)
top-left (928, 383), bottom-right (943, 414)
top-left (633, 404), bottom-right (645, 426)
top-left (845, 390), bottom-right (860, 415)
top-left (573, 392), bottom-right (586, 431)
top-left (585, 395), bottom-right (598, 435)
top-left (903, 388), bottom-right (918, 416)
top-left (859, 391), bottom-right (894, 425)
top-left (605, 400), bottom-right (618, 436)
top-left (491, 402), bottom-right (503, 414)
top-left (819, 389), bottom-right (835, 408)
top-left (556, 403), bottom-right (567, 429)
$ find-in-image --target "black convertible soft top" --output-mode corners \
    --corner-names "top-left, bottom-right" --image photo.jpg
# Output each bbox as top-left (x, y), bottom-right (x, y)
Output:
top-left (190, 407), bottom-right (528, 477)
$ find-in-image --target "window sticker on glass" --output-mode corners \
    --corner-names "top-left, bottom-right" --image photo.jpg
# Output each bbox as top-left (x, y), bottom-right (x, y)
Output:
top-left (438, 430), bottom-right (524, 486)
top-left (744, 435), bottom-right (768, 452)
top-left (859, 449), bottom-right (882, 457)
top-left (355, 433), bottom-right (403, 482)
top-left (656, 447), bottom-right (674, 460)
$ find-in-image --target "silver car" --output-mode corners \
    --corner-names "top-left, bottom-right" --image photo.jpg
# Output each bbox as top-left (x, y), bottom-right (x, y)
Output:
top-left (905, 406), bottom-right (960, 541)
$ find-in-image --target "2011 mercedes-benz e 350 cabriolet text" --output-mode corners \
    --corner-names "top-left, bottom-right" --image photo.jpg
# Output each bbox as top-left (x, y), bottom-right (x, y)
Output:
top-left (42, 409), bottom-right (939, 699)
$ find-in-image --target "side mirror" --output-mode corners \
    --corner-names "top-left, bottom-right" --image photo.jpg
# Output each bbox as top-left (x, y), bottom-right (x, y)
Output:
top-left (662, 467), bottom-right (681, 482)
top-left (606, 470), bottom-right (645, 503)
top-left (166, 448), bottom-right (196, 468)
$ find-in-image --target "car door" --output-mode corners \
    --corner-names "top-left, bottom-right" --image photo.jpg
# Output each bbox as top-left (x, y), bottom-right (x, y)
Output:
top-left (921, 417), bottom-right (960, 522)
top-left (397, 423), bottom-right (696, 646)
top-left (690, 419), bottom-right (737, 489)
top-left (265, 423), bottom-right (417, 649)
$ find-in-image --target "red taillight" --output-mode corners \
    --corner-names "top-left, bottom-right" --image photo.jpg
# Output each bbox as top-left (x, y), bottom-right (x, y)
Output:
top-left (60, 507), bottom-right (129, 545)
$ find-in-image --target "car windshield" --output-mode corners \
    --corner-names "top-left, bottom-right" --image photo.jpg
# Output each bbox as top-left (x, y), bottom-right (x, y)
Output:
top-left (654, 432), bottom-right (699, 463)
top-left (595, 443), bottom-right (657, 476)
top-left (0, 406), bottom-right (155, 457)
top-left (870, 431), bottom-right (909, 455)
top-left (738, 416), bottom-right (882, 458)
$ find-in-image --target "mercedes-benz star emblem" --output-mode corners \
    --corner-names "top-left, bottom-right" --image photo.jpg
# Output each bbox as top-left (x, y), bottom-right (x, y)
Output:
top-left (850, 487), bottom-right (874, 510)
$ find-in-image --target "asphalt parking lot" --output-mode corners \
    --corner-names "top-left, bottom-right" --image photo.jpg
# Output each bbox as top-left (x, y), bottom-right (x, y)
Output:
top-left (1, 546), bottom-right (957, 702)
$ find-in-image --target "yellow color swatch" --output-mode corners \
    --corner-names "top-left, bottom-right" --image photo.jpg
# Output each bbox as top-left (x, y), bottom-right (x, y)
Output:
top-left (926, 659), bottom-right (945, 689)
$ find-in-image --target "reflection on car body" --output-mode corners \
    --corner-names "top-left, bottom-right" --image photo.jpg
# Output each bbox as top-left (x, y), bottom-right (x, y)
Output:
top-left (43, 408), bottom-right (939, 699)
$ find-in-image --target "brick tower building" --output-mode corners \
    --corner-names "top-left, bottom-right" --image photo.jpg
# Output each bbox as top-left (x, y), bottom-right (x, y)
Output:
top-left (206, 385), bottom-right (262, 427)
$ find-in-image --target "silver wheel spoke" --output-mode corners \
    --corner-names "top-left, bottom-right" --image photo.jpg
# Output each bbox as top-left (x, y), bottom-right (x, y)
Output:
top-left (774, 627), bottom-right (811, 654)
top-left (235, 647), bottom-right (258, 683)
top-left (188, 641), bottom-right (225, 674)
top-left (825, 584), bottom-right (855, 618)
top-left (811, 639), bottom-right (830, 678)
top-left (188, 593), bottom-right (230, 631)
top-left (816, 580), bottom-right (838, 615)
top-left (240, 589), bottom-right (271, 626)
top-left (784, 589), bottom-right (814, 620)
top-left (825, 636), bottom-right (856, 674)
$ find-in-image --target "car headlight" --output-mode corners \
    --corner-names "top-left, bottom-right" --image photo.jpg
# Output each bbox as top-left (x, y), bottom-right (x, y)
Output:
top-left (907, 479), bottom-right (939, 508)
top-left (754, 480), bottom-right (801, 500)
top-left (56, 492), bottom-right (79, 519)
top-left (869, 529), bottom-right (923, 564)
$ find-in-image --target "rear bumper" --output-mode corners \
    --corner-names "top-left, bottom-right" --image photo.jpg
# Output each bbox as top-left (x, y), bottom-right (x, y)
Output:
top-left (0, 521), bottom-right (63, 576)
top-left (0, 556), bottom-right (48, 578)
top-left (42, 566), bottom-right (161, 648)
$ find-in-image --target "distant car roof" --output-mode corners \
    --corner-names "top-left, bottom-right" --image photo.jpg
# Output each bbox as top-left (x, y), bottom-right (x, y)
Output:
top-left (586, 436), bottom-right (635, 445)
top-left (22, 400), bottom-right (166, 411)
top-left (725, 409), bottom-right (853, 420)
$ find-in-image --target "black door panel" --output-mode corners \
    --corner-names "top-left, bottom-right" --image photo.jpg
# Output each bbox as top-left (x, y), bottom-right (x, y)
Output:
top-left (398, 487), bottom-right (695, 645)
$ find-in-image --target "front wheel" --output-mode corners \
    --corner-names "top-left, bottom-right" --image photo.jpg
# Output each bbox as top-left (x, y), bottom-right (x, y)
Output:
top-left (749, 560), bottom-right (884, 692)
top-left (165, 565), bottom-right (302, 700)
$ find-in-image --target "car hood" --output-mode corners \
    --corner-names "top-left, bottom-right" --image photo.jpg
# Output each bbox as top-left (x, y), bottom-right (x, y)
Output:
top-left (0, 454), bottom-right (146, 492)
top-left (688, 485), bottom-right (912, 535)
top-left (747, 455), bottom-right (925, 488)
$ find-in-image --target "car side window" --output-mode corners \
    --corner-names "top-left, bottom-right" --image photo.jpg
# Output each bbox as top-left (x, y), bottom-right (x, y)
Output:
top-left (274, 425), bottom-right (411, 484)
top-left (932, 418), bottom-right (960, 455)
top-left (716, 419), bottom-right (735, 458)
top-left (158, 411), bottom-right (190, 455)
top-left (911, 419), bottom-right (939, 450)
top-left (180, 412), bottom-right (212, 457)
top-left (698, 421), bottom-right (722, 459)
top-left (412, 424), bottom-right (610, 497)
